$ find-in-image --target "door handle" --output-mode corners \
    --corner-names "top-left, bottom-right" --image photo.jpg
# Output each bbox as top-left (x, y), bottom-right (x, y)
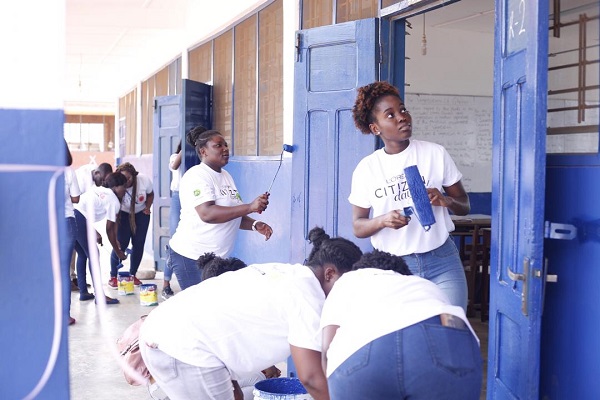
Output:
top-left (507, 257), bottom-right (530, 316)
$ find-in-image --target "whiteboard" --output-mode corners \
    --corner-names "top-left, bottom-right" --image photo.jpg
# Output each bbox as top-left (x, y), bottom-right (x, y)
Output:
top-left (405, 93), bottom-right (493, 192)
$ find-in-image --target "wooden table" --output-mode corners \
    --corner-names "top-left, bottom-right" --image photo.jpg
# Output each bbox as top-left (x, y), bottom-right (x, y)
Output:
top-left (451, 214), bottom-right (492, 318)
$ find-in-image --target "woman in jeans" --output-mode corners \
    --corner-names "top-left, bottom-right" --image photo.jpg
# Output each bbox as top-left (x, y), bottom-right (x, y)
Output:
top-left (108, 162), bottom-right (154, 288)
top-left (349, 81), bottom-right (470, 311)
top-left (321, 250), bottom-right (482, 400)
top-left (166, 127), bottom-right (272, 291)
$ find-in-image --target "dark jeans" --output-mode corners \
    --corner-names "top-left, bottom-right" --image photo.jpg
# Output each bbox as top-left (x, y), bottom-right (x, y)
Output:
top-left (164, 191), bottom-right (180, 282)
top-left (328, 316), bottom-right (483, 400)
top-left (167, 246), bottom-right (202, 290)
top-left (73, 210), bottom-right (97, 294)
top-left (61, 217), bottom-right (77, 316)
top-left (110, 210), bottom-right (150, 278)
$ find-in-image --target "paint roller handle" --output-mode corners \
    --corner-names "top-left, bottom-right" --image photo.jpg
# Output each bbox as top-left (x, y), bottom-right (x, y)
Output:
top-left (254, 192), bottom-right (270, 214)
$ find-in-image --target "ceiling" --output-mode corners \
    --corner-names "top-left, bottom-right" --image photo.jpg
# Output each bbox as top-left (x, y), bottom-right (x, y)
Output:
top-left (65, 0), bottom-right (597, 114)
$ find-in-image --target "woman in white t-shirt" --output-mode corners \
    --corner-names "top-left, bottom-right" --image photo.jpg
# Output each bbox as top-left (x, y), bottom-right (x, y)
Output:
top-left (167, 127), bottom-right (273, 291)
top-left (321, 250), bottom-right (482, 399)
top-left (108, 162), bottom-right (154, 288)
top-left (73, 172), bottom-right (128, 304)
top-left (349, 81), bottom-right (471, 311)
top-left (140, 227), bottom-right (363, 400)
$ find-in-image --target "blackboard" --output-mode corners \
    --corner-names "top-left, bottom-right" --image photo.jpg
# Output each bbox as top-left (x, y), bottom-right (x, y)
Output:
top-left (405, 93), bottom-right (493, 192)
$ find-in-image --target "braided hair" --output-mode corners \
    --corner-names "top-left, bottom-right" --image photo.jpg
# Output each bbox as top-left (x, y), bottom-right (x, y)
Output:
top-left (116, 162), bottom-right (139, 234)
top-left (352, 249), bottom-right (413, 275)
top-left (305, 227), bottom-right (362, 274)
top-left (352, 81), bottom-right (401, 134)
top-left (186, 125), bottom-right (208, 147)
top-left (198, 252), bottom-right (247, 280)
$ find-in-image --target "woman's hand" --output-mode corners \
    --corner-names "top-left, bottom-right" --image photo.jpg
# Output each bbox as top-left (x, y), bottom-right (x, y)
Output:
top-left (381, 209), bottom-right (411, 230)
top-left (262, 365), bottom-right (282, 378)
top-left (96, 231), bottom-right (103, 245)
top-left (254, 221), bottom-right (273, 241)
top-left (427, 188), bottom-right (452, 207)
top-left (249, 192), bottom-right (270, 213)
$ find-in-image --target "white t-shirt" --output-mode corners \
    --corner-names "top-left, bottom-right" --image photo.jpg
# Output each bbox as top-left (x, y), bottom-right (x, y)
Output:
top-left (320, 268), bottom-right (477, 377)
top-left (121, 173), bottom-right (153, 214)
top-left (169, 163), bottom-right (243, 259)
top-left (74, 185), bottom-right (121, 223)
top-left (75, 163), bottom-right (95, 194)
top-left (348, 140), bottom-right (462, 255)
top-left (169, 153), bottom-right (181, 192)
top-left (64, 167), bottom-right (81, 218)
top-left (140, 263), bottom-right (325, 380)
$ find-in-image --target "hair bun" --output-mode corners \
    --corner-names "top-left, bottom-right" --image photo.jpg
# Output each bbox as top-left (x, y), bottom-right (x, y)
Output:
top-left (308, 226), bottom-right (329, 247)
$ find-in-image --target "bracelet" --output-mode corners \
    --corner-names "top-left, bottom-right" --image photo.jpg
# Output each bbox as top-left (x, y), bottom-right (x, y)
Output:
top-left (252, 220), bottom-right (261, 231)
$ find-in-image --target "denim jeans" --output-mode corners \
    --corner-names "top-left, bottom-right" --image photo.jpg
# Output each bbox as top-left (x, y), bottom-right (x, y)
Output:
top-left (167, 246), bottom-right (202, 290)
top-left (328, 316), bottom-right (483, 400)
top-left (61, 217), bottom-right (77, 316)
top-left (141, 343), bottom-right (234, 400)
top-left (73, 210), bottom-right (98, 295)
top-left (401, 237), bottom-right (468, 312)
top-left (110, 210), bottom-right (150, 277)
top-left (163, 191), bottom-right (181, 282)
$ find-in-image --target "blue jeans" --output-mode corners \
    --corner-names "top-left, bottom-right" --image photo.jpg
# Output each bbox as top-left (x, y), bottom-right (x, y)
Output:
top-left (328, 317), bottom-right (482, 400)
top-left (73, 210), bottom-right (99, 295)
top-left (164, 191), bottom-right (181, 282)
top-left (401, 237), bottom-right (468, 312)
top-left (110, 210), bottom-right (150, 278)
top-left (61, 217), bottom-right (77, 317)
top-left (167, 246), bottom-right (202, 290)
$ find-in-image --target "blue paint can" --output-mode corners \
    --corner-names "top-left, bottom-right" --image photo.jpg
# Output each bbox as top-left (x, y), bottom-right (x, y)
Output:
top-left (253, 378), bottom-right (313, 400)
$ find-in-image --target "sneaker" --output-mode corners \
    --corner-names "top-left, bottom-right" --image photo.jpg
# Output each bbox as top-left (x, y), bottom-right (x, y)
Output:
top-left (161, 286), bottom-right (174, 300)
top-left (108, 277), bottom-right (118, 289)
top-left (69, 316), bottom-right (76, 326)
top-left (133, 276), bottom-right (143, 286)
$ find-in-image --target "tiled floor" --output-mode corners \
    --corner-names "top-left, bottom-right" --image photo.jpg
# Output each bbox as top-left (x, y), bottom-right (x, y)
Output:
top-left (67, 253), bottom-right (489, 399)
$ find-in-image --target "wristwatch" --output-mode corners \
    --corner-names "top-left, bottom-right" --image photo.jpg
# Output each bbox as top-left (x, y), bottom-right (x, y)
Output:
top-left (252, 220), bottom-right (260, 231)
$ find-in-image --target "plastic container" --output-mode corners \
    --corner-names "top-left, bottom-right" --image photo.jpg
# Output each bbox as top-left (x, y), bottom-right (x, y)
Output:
top-left (253, 378), bottom-right (313, 400)
top-left (117, 272), bottom-right (134, 295)
top-left (139, 284), bottom-right (158, 306)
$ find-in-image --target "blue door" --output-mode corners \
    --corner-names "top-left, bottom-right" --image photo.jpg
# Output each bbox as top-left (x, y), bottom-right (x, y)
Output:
top-left (152, 79), bottom-right (212, 271)
top-left (488, 1), bottom-right (548, 398)
top-left (291, 18), bottom-right (383, 261)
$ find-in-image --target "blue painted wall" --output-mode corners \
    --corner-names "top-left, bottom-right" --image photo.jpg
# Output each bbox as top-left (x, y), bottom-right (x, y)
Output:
top-left (0, 109), bottom-right (70, 399)
top-left (227, 157), bottom-right (293, 264)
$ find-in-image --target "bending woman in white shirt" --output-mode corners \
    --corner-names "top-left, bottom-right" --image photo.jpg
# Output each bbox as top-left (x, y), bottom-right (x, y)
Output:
top-left (321, 250), bottom-right (482, 400)
top-left (73, 172), bottom-right (128, 304)
top-left (140, 227), bottom-right (363, 400)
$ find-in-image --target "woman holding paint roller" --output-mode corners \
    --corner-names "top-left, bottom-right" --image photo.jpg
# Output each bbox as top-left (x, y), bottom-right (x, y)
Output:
top-left (167, 127), bottom-right (273, 291)
top-left (349, 81), bottom-right (471, 312)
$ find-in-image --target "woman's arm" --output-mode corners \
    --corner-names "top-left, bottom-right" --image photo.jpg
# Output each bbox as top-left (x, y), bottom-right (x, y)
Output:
top-left (321, 325), bottom-right (339, 374)
top-left (290, 345), bottom-right (329, 400)
top-left (196, 193), bottom-right (269, 224)
top-left (106, 220), bottom-right (127, 260)
top-left (429, 180), bottom-right (470, 216)
top-left (169, 151), bottom-right (182, 170)
top-left (352, 205), bottom-right (411, 239)
top-left (143, 192), bottom-right (154, 215)
top-left (240, 216), bottom-right (273, 240)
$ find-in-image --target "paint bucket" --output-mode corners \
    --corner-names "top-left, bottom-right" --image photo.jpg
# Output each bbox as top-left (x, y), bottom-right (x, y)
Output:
top-left (253, 378), bottom-right (313, 400)
top-left (117, 272), bottom-right (134, 295)
top-left (139, 284), bottom-right (158, 306)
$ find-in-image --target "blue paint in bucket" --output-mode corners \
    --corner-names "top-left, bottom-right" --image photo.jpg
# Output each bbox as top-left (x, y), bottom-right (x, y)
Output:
top-left (253, 378), bottom-right (313, 400)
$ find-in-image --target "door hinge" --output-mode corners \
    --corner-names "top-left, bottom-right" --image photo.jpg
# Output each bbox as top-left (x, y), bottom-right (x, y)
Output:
top-left (295, 33), bottom-right (302, 62)
top-left (544, 221), bottom-right (577, 240)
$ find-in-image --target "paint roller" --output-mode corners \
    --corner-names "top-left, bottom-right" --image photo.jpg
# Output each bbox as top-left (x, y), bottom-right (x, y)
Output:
top-left (403, 165), bottom-right (436, 231)
top-left (267, 144), bottom-right (294, 194)
top-left (257, 144), bottom-right (294, 214)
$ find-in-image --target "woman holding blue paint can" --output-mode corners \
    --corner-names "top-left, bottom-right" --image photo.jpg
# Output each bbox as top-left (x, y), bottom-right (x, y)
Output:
top-left (349, 81), bottom-right (470, 311)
